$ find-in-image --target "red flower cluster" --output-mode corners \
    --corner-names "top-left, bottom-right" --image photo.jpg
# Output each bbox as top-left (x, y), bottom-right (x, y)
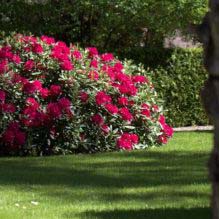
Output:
top-left (2, 122), bottom-right (26, 148)
top-left (0, 90), bottom-right (6, 102)
top-left (95, 91), bottom-right (112, 106)
top-left (0, 35), bottom-right (76, 151)
top-left (51, 41), bottom-right (73, 71)
top-left (117, 133), bottom-right (139, 150)
top-left (0, 34), bottom-right (173, 155)
top-left (79, 91), bottom-right (89, 103)
top-left (158, 115), bottom-right (174, 144)
top-left (104, 104), bottom-right (118, 115)
top-left (0, 90), bottom-right (16, 113)
top-left (119, 107), bottom-right (133, 121)
top-left (83, 46), bottom-right (173, 149)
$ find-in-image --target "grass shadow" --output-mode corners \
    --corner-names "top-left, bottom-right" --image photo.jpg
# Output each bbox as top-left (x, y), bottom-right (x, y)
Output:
top-left (73, 207), bottom-right (211, 219)
top-left (0, 150), bottom-right (210, 189)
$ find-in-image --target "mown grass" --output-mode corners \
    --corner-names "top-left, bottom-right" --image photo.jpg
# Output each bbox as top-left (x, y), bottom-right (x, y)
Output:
top-left (0, 132), bottom-right (213, 219)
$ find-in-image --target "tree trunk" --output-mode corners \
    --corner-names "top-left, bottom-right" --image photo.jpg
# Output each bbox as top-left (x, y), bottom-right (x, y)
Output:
top-left (199, 1), bottom-right (219, 219)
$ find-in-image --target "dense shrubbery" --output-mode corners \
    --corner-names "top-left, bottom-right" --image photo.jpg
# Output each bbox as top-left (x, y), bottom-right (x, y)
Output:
top-left (0, 34), bottom-right (173, 156)
top-left (0, 0), bottom-right (207, 53)
top-left (119, 47), bottom-right (174, 69)
top-left (0, 1), bottom-right (208, 130)
top-left (121, 47), bottom-right (209, 127)
top-left (150, 48), bottom-right (209, 127)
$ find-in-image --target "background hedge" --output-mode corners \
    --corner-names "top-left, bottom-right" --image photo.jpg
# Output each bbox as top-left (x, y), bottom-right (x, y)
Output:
top-left (149, 48), bottom-right (209, 127)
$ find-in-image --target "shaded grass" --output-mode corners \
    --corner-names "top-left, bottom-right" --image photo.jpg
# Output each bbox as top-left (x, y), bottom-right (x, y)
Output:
top-left (0, 132), bottom-right (213, 219)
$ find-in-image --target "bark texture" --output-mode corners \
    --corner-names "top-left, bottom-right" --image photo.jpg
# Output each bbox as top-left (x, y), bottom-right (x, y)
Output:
top-left (199, 1), bottom-right (219, 218)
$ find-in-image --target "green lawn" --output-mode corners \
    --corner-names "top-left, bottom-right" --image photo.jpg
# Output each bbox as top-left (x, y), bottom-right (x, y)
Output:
top-left (0, 132), bottom-right (213, 219)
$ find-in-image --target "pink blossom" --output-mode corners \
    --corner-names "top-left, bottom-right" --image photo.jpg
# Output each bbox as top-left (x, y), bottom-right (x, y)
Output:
top-left (0, 90), bottom-right (6, 102)
top-left (47, 102), bottom-right (62, 119)
top-left (12, 74), bottom-right (28, 84)
top-left (22, 109), bottom-right (48, 127)
top-left (88, 70), bottom-right (99, 80)
top-left (101, 124), bottom-right (110, 134)
top-left (129, 134), bottom-right (139, 144)
top-left (152, 105), bottom-right (159, 112)
top-left (56, 41), bottom-right (68, 49)
top-left (141, 109), bottom-right (151, 118)
top-left (2, 103), bottom-right (16, 113)
top-left (90, 59), bottom-right (98, 68)
top-left (33, 80), bottom-right (42, 90)
top-left (32, 43), bottom-right (44, 54)
top-left (118, 82), bottom-right (137, 96)
top-left (51, 50), bottom-right (68, 62)
top-left (26, 97), bottom-right (40, 109)
top-left (142, 103), bottom-right (150, 109)
top-left (159, 115), bottom-right (166, 125)
top-left (60, 60), bottom-right (74, 71)
top-left (53, 42), bottom-right (70, 54)
top-left (2, 129), bottom-right (15, 145)
top-left (50, 85), bottom-right (62, 96)
top-left (58, 97), bottom-right (71, 109)
top-left (40, 36), bottom-right (55, 45)
top-left (119, 107), bottom-right (133, 121)
top-left (115, 72), bottom-right (131, 82)
top-left (132, 75), bottom-right (148, 84)
top-left (24, 60), bottom-right (35, 71)
top-left (15, 131), bottom-right (26, 146)
top-left (79, 91), bottom-right (89, 103)
top-left (129, 100), bottom-right (135, 106)
top-left (11, 54), bottom-right (21, 64)
top-left (72, 50), bottom-right (82, 60)
top-left (118, 97), bottom-right (128, 106)
top-left (2, 122), bottom-right (26, 147)
top-left (0, 46), bottom-right (13, 59)
top-left (117, 137), bottom-right (133, 150)
top-left (113, 62), bottom-right (124, 71)
top-left (8, 121), bottom-right (20, 131)
top-left (104, 104), bottom-right (119, 114)
top-left (122, 133), bottom-right (139, 144)
top-left (23, 46), bottom-right (31, 52)
top-left (141, 103), bottom-right (151, 117)
top-left (117, 133), bottom-right (139, 150)
top-left (162, 124), bottom-right (174, 137)
top-left (22, 106), bottom-right (36, 118)
top-left (87, 47), bottom-right (98, 58)
top-left (22, 36), bottom-right (37, 43)
top-left (106, 67), bottom-right (116, 80)
top-left (0, 60), bottom-right (9, 74)
top-left (51, 42), bottom-right (70, 62)
top-left (40, 88), bottom-right (50, 99)
top-left (23, 80), bottom-right (42, 94)
top-left (158, 135), bottom-right (168, 144)
top-left (101, 53), bottom-right (114, 62)
top-left (91, 114), bottom-right (104, 125)
top-left (95, 91), bottom-right (112, 106)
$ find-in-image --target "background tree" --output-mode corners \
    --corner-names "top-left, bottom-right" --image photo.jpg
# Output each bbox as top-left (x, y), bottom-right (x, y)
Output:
top-left (0, 0), bottom-right (208, 53)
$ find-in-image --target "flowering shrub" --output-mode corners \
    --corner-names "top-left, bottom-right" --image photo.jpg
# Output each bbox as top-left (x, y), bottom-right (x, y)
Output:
top-left (0, 34), bottom-right (173, 155)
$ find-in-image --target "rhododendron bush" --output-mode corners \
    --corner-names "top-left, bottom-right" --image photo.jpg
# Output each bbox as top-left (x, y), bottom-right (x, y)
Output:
top-left (0, 34), bottom-right (173, 156)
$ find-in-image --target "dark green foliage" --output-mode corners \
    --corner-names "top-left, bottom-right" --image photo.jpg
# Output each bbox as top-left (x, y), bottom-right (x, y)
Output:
top-left (151, 48), bottom-right (209, 127)
top-left (0, 0), bottom-right (207, 53)
top-left (118, 47), bottom-right (174, 68)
